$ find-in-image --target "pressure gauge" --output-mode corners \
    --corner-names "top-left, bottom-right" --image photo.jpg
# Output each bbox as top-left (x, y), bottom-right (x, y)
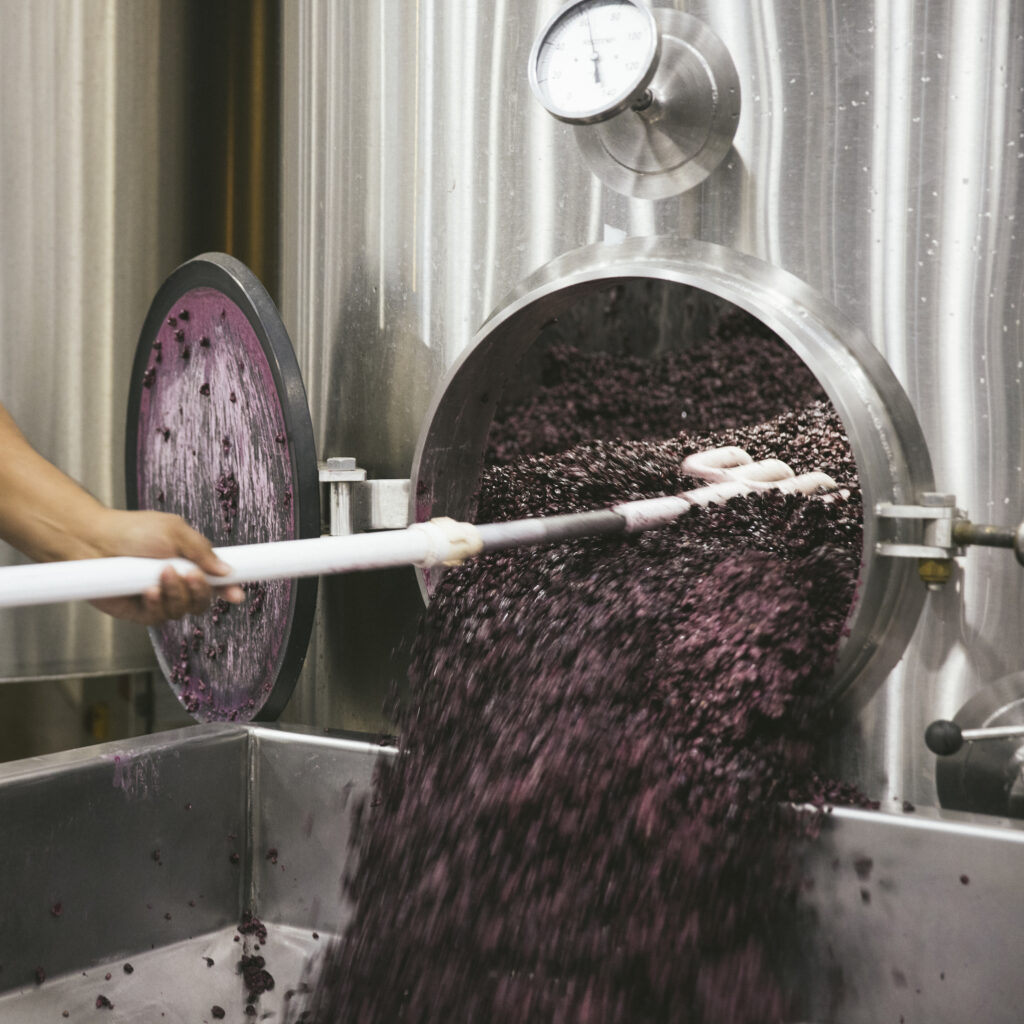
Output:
top-left (528, 0), bottom-right (661, 125)
top-left (526, 1), bottom-right (741, 200)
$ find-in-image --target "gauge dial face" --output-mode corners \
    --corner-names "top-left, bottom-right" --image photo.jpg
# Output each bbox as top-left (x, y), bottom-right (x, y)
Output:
top-left (529, 0), bottom-right (660, 124)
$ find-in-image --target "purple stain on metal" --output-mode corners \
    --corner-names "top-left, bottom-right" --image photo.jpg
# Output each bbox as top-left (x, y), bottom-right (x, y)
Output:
top-left (414, 479), bottom-right (433, 524)
top-left (216, 471), bottom-right (239, 532)
top-left (136, 286), bottom-right (296, 722)
top-left (245, 583), bottom-right (267, 618)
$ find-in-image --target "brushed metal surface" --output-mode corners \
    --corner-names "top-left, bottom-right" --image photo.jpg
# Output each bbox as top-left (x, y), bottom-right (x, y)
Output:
top-left (0, 0), bottom-right (281, 686)
top-left (0, 723), bottom-right (384, 1020)
top-left (790, 803), bottom-right (1024, 1024)
top-left (0, 924), bottom-right (323, 1023)
top-left (575, 8), bottom-right (743, 198)
top-left (0, 0), bottom-right (190, 680)
top-left (280, 0), bottom-right (1024, 808)
top-left (1, 727), bottom-right (1024, 1021)
top-left (934, 671), bottom-right (1024, 817)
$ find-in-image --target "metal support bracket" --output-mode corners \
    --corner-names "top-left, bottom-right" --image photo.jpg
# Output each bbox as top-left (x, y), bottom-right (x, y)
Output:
top-left (318, 457), bottom-right (411, 537)
top-left (874, 492), bottom-right (967, 561)
top-left (876, 491), bottom-right (1024, 588)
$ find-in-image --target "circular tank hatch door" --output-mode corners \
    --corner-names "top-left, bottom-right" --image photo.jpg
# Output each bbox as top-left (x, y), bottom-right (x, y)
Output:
top-left (126, 253), bottom-right (320, 723)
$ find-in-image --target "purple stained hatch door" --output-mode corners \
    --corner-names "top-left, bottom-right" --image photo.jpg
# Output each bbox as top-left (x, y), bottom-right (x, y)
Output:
top-left (125, 253), bottom-right (320, 723)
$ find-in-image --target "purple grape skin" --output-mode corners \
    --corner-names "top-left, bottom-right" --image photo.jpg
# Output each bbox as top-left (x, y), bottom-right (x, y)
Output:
top-left (239, 911), bottom-right (269, 944)
top-left (307, 315), bottom-right (873, 1023)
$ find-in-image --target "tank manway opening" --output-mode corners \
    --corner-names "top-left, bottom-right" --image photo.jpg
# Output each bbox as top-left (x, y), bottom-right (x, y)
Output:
top-left (413, 247), bottom-right (933, 714)
top-left (325, 255), bottom-right (928, 1021)
top-left (475, 276), bottom-right (864, 684)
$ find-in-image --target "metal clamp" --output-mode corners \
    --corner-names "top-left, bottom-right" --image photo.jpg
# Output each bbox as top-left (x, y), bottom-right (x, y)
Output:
top-left (876, 491), bottom-right (1024, 588)
top-left (318, 458), bottom-right (411, 536)
top-left (874, 492), bottom-right (967, 561)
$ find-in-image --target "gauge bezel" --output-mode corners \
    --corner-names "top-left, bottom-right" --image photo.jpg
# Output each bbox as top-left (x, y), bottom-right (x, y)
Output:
top-left (528, 0), bottom-right (661, 125)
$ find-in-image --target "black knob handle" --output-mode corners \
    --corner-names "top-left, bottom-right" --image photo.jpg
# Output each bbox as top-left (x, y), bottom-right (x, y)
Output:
top-left (925, 719), bottom-right (964, 756)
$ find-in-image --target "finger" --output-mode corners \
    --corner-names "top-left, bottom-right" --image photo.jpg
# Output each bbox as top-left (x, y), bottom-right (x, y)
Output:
top-left (137, 586), bottom-right (167, 626)
top-left (169, 517), bottom-right (233, 578)
top-left (182, 570), bottom-right (214, 616)
top-left (92, 592), bottom-right (160, 626)
top-left (217, 584), bottom-right (247, 605)
top-left (158, 566), bottom-right (191, 621)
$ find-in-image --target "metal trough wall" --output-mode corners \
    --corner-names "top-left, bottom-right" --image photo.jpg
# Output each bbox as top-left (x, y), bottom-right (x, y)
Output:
top-left (1, 726), bottom-right (1024, 1021)
top-left (0, 725), bottom-right (382, 1021)
top-left (791, 805), bottom-right (1024, 1024)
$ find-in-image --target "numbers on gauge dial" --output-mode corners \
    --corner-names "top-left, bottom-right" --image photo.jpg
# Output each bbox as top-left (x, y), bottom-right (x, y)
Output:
top-left (534, 0), bottom-right (656, 120)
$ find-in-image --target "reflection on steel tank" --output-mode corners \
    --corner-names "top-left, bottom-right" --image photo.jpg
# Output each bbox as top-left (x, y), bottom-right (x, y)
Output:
top-left (0, 0), bottom-right (279, 687)
top-left (279, 2), bottom-right (1024, 810)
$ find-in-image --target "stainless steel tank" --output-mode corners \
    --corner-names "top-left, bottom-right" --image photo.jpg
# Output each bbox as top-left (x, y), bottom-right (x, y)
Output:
top-left (279, 0), bottom-right (1024, 808)
top-left (0, 0), bottom-right (280, 685)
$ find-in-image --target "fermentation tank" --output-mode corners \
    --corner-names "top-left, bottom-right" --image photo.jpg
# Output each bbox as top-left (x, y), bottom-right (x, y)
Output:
top-left (3, 2), bottom-right (1024, 1021)
top-left (279, 1), bottom-right (1024, 810)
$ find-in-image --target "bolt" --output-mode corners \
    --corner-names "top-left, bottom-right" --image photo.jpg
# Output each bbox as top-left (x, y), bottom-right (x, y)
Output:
top-left (918, 558), bottom-right (953, 589)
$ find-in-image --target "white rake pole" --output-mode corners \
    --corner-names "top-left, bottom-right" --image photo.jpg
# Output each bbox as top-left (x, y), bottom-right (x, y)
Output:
top-left (0, 451), bottom-right (843, 610)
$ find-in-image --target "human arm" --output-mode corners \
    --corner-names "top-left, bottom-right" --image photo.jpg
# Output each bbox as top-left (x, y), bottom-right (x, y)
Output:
top-left (0, 402), bottom-right (243, 624)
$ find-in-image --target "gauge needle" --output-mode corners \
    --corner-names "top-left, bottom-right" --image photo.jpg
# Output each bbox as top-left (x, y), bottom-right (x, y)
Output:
top-left (584, 11), bottom-right (601, 83)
